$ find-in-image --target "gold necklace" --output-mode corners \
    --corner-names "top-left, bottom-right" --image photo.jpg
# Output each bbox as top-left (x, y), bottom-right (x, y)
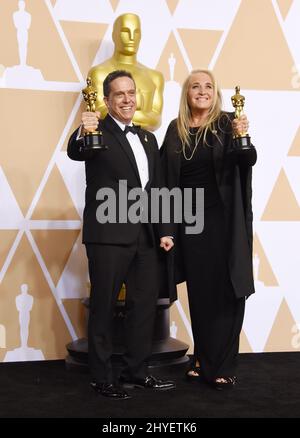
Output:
top-left (182, 133), bottom-right (201, 161)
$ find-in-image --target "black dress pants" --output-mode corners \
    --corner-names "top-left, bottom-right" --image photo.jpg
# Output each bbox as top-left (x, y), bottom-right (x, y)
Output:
top-left (85, 225), bottom-right (159, 384)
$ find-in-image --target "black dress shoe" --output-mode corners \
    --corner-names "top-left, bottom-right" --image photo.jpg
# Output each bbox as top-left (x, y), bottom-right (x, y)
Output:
top-left (120, 375), bottom-right (176, 391)
top-left (90, 381), bottom-right (131, 399)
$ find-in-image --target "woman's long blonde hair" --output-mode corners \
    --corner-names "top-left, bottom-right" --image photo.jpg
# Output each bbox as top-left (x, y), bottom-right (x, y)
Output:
top-left (177, 69), bottom-right (222, 148)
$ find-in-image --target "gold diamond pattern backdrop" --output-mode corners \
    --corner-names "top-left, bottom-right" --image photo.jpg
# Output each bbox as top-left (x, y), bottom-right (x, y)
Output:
top-left (1, 0), bottom-right (300, 361)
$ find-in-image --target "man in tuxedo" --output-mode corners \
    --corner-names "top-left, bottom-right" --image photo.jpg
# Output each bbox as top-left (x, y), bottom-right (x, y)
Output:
top-left (67, 70), bottom-right (175, 399)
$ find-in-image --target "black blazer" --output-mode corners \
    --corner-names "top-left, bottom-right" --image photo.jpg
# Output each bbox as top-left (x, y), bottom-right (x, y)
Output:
top-left (160, 112), bottom-right (257, 299)
top-left (67, 114), bottom-right (170, 245)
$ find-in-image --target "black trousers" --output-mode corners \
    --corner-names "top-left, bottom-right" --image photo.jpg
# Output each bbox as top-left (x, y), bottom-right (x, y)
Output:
top-left (181, 203), bottom-right (245, 382)
top-left (85, 225), bottom-right (159, 384)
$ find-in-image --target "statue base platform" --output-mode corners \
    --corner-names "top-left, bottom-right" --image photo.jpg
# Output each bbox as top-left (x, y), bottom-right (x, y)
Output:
top-left (4, 346), bottom-right (44, 362)
top-left (233, 134), bottom-right (252, 150)
top-left (4, 65), bottom-right (44, 88)
top-left (65, 298), bottom-right (189, 371)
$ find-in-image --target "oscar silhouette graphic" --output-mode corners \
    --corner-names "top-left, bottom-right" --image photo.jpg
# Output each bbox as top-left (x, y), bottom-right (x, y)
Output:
top-left (4, 284), bottom-right (44, 361)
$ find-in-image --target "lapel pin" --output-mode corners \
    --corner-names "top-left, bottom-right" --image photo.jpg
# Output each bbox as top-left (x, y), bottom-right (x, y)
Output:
top-left (144, 135), bottom-right (148, 142)
top-left (212, 129), bottom-right (217, 135)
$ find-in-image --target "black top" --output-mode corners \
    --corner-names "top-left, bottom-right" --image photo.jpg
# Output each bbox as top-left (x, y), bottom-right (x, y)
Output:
top-left (161, 113), bottom-right (257, 298)
top-left (180, 128), bottom-right (221, 210)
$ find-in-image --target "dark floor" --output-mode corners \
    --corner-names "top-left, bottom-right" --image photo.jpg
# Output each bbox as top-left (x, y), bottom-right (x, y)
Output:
top-left (0, 352), bottom-right (300, 419)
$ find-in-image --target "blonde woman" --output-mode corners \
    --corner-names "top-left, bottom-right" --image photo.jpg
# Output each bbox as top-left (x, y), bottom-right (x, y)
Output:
top-left (161, 70), bottom-right (257, 390)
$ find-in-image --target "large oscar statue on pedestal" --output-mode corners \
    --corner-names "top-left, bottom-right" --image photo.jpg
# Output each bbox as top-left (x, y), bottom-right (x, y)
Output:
top-left (66, 13), bottom-right (188, 371)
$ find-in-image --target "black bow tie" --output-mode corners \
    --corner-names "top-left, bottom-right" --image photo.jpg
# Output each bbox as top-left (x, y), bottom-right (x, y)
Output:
top-left (124, 125), bottom-right (139, 135)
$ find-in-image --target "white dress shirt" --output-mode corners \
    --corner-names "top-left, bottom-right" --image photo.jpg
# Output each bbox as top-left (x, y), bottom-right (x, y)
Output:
top-left (110, 115), bottom-right (149, 190)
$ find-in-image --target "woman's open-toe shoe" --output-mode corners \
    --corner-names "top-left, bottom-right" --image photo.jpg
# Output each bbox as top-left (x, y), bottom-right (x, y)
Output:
top-left (211, 376), bottom-right (236, 391)
top-left (185, 363), bottom-right (201, 382)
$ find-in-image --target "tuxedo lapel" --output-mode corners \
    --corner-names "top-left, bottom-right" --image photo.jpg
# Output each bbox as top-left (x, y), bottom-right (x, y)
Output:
top-left (103, 115), bottom-right (141, 185)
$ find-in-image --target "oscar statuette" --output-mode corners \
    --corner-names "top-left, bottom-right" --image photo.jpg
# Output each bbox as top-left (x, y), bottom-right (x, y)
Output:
top-left (231, 85), bottom-right (252, 150)
top-left (82, 77), bottom-right (107, 150)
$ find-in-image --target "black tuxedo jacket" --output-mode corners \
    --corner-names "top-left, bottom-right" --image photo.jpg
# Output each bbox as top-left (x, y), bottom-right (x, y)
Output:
top-left (161, 112), bottom-right (257, 299)
top-left (68, 114), bottom-right (170, 245)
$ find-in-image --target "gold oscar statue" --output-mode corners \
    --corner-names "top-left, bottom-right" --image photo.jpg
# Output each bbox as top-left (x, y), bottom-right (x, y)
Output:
top-left (88, 13), bottom-right (164, 131)
top-left (231, 85), bottom-right (252, 150)
top-left (82, 77), bottom-right (107, 150)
